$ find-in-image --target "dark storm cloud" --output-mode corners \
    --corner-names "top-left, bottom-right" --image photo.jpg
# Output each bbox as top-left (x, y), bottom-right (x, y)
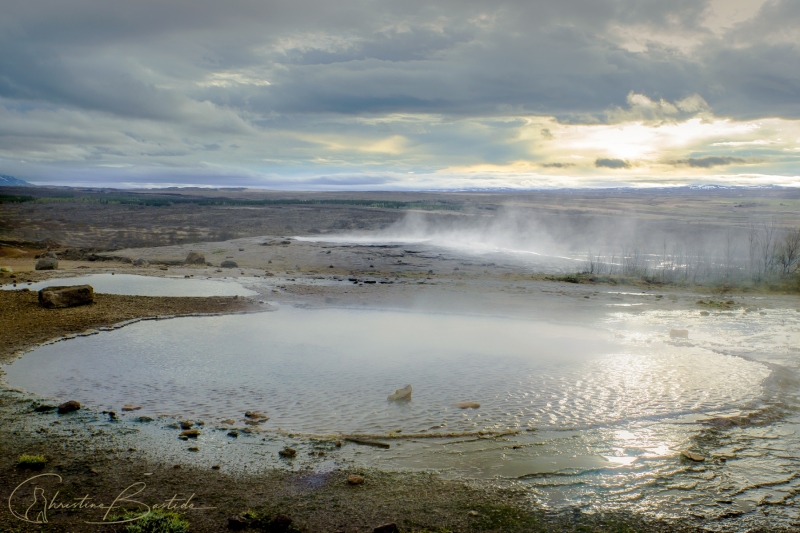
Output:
top-left (0, 0), bottom-right (798, 187)
top-left (596, 158), bottom-right (631, 169)
top-left (2, 0), bottom-right (797, 121)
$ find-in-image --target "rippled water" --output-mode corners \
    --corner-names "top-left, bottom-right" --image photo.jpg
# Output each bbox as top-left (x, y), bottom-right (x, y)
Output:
top-left (1, 273), bottom-right (256, 297)
top-left (5, 305), bottom-right (800, 527)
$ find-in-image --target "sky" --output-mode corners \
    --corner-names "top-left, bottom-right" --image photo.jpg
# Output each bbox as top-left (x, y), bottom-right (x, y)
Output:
top-left (1, 0), bottom-right (799, 190)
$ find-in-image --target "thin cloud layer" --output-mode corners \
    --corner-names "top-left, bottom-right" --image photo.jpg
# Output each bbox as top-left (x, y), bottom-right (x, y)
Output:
top-left (0, 0), bottom-right (798, 188)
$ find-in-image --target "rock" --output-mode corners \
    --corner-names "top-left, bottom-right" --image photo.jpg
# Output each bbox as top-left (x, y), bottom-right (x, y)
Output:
top-left (347, 474), bottom-right (365, 485)
top-left (133, 258), bottom-right (149, 267)
top-left (57, 400), bottom-right (81, 414)
top-left (268, 515), bottom-right (293, 532)
top-left (344, 437), bottom-right (390, 449)
top-left (136, 416), bottom-right (154, 423)
top-left (227, 515), bottom-right (249, 530)
top-left (278, 447), bottom-right (297, 458)
top-left (180, 421), bottom-right (194, 430)
top-left (681, 450), bottom-right (705, 461)
top-left (221, 260), bottom-right (238, 268)
top-left (669, 329), bottom-right (689, 339)
top-left (227, 431), bottom-right (239, 438)
top-left (180, 429), bottom-right (200, 438)
top-left (212, 465), bottom-right (221, 470)
top-left (35, 257), bottom-right (59, 270)
top-left (43, 251), bottom-right (58, 259)
top-left (184, 251), bottom-right (206, 265)
top-left (699, 311), bottom-right (709, 316)
top-left (33, 404), bottom-right (57, 413)
top-left (38, 285), bottom-right (94, 308)
top-left (388, 384), bottom-right (412, 401)
top-left (452, 401), bottom-right (481, 409)
top-left (373, 523), bottom-right (399, 533)
top-left (220, 419), bottom-right (236, 425)
top-left (468, 510), bottom-right (480, 517)
top-left (245, 410), bottom-right (268, 419)
top-left (122, 404), bottom-right (142, 411)
top-left (0, 266), bottom-right (12, 273)
top-left (188, 447), bottom-right (200, 452)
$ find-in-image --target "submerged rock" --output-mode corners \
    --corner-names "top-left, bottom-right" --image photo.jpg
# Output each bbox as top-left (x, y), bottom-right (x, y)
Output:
top-left (452, 401), bottom-right (481, 409)
top-left (184, 251), bottom-right (206, 265)
top-left (38, 285), bottom-right (94, 308)
top-left (35, 257), bottom-right (58, 270)
top-left (388, 384), bottom-right (412, 401)
top-left (669, 329), bottom-right (689, 339)
top-left (57, 400), bottom-right (81, 414)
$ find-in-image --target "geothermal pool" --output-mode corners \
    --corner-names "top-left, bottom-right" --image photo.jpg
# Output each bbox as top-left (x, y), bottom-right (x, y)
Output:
top-left (2, 307), bottom-right (770, 433)
top-left (5, 305), bottom-right (800, 524)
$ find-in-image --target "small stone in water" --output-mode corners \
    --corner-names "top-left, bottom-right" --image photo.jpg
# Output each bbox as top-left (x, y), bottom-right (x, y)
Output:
top-left (122, 404), bottom-right (142, 411)
top-left (388, 384), bottom-right (412, 401)
top-left (180, 429), bottom-right (200, 438)
top-left (669, 329), bottom-right (689, 338)
top-left (279, 447), bottom-right (297, 458)
top-left (452, 402), bottom-right (481, 409)
top-left (180, 421), bottom-right (193, 430)
top-left (245, 410), bottom-right (268, 419)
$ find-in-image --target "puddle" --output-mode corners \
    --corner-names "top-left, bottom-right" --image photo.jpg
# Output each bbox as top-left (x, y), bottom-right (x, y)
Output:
top-left (2, 273), bottom-right (257, 297)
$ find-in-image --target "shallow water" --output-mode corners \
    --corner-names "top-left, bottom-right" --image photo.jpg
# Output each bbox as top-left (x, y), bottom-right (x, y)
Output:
top-left (1, 273), bottom-right (257, 297)
top-left (5, 305), bottom-right (800, 527)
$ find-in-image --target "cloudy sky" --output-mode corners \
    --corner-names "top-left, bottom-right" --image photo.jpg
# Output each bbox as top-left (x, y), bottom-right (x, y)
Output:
top-left (1, 0), bottom-right (799, 189)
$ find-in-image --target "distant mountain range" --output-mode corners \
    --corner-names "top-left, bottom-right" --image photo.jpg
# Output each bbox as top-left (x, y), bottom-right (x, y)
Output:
top-left (0, 175), bottom-right (34, 186)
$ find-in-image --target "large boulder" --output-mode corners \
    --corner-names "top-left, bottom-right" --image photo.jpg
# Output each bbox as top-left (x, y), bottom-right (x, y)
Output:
top-left (38, 285), bottom-right (94, 308)
top-left (35, 257), bottom-right (58, 270)
top-left (220, 260), bottom-right (238, 268)
top-left (184, 251), bottom-right (206, 265)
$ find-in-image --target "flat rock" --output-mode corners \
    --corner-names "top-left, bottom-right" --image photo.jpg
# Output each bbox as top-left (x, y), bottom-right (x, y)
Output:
top-left (35, 257), bottom-right (59, 270)
top-left (57, 400), bottom-right (81, 414)
top-left (38, 285), bottom-right (94, 308)
top-left (452, 401), bottom-right (481, 409)
top-left (180, 429), bottom-right (200, 438)
top-left (221, 260), bottom-right (238, 268)
top-left (122, 404), bottom-right (142, 411)
top-left (245, 410), bottom-right (268, 419)
top-left (681, 450), bottom-right (705, 461)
